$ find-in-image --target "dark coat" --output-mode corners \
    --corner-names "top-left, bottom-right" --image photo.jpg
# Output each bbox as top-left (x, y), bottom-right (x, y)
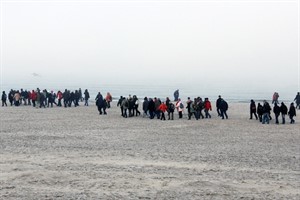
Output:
top-left (96, 94), bottom-right (105, 108)
top-left (262, 102), bottom-right (271, 114)
top-left (257, 104), bottom-right (263, 115)
top-left (148, 99), bottom-right (156, 112)
top-left (220, 100), bottom-right (228, 111)
top-left (143, 99), bottom-right (149, 112)
top-left (288, 105), bottom-right (296, 117)
top-left (250, 101), bottom-right (256, 112)
top-left (280, 104), bottom-right (288, 115)
top-left (273, 104), bottom-right (281, 115)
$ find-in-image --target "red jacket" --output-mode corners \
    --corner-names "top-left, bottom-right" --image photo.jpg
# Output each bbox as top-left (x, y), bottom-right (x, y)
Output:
top-left (204, 101), bottom-right (212, 111)
top-left (31, 91), bottom-right (37, 101)
top-left (159, 103), bottom-right (168, 112)
top-left (57, 91), bottom-right (63, 100)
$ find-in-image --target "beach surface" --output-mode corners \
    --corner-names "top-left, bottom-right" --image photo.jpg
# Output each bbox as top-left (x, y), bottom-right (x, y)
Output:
top-left (0, 102), bottom-right (299, 199)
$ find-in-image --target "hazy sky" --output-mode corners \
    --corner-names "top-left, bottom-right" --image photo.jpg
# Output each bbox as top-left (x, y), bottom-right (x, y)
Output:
top-left (0, 0), bottom-right (299, 94)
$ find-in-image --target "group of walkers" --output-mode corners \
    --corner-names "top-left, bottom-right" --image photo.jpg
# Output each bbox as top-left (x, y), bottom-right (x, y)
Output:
top-left (116, 94), bottom-right (229, 121)
top-left (249, 92), bottom-right (298, 124)
top-left (1, 88), bottom-right (299, 124)
top-left (1, 88), bottom-right (91, 108)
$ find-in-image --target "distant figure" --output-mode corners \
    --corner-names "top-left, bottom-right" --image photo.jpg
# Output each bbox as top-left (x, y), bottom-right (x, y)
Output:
top-left (186, 97), bottom-right (193, 120)
top-left (117, 96), bottom-right (124, 116)
top-left (48, 91), bottom-right (57, 107)
top-left (14, 91), bottom-right (21, 106)
top-left (175, 98), bottom-right (184, 119)
top-left (121, 97), bottom-right (129, 118)
top-left (39, 92), bottom-right (46, 108)
top-left (148, 98), bottom-right (156, 119)
top-left (8, 90), bottom-right (14, 106)
top-left (74, 90), bottom-right (80, 107)
top-left (272, 92), bottom-right (279, 104)
top-left (204, 98), bottom-right (212, 119)
top-left (154, 97), bottom-right (161, 119)
top-left (95, 92), bottom-right (107, 115)
top-left (280, 102), bottom-right (288, 124)
top-left (158, 101), bottom-right (168, 120)
top-left (216, 95), bottom-right (222, 117)
top-left (294, 92), bottom-right (300, 109)
top-left (142, 97), bottom-right (149, 117)
top-left (31, 90), bottom-right (37, 107)
top-left (249, 99), bottom-right (258, 120)
top-left (165, 97), bottom-right (171, 119)
top-left (288, 103), bottom-right (296, 124)
top-left (133, 95), bottom-right (141, 116)
top-left (106, 92), bottom-right (112, 108)
top-left (219, 99), bottom-right (228, 119)
top-left (63, 89), bottom-right (70, 108)
top-left (273, 103), bottom-right (281, 124)
top-left (1, 91), bottom-right (7, 107)
top-left (128, 95), bottom-right (134, 117)
top-left (79, 88), bottom-right (83, 102)
top-left (27, 90), bottom-right (31, 105)
top-left (57, 90), bottom-right (63, 107)
top-left (174, 89), bottom-right (179, 101)
top-left (167, 102), bottom-right (175, 120)
top-left (84, 89), bottom-right (90, 106)
top-left (257, 103), bottom-right (263, 122)
top-left (262, 100), bottom-right (271, 124)
top-left (196, 97), bottom-right (205, 119)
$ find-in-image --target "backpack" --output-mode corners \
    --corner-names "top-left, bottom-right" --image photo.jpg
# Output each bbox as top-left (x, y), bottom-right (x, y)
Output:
top-left (169, 103), bottom-right (175, 111)
top-left (179, 102), bottom-right (184, 109)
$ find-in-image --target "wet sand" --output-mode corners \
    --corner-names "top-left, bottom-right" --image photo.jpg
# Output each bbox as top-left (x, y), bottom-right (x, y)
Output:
top-left (0, 102), bottom-right (299, 199)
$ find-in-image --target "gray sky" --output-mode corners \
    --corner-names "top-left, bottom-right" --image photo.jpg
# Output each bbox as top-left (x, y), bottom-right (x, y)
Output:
top-left (0, 0), bottom-right (299, 95)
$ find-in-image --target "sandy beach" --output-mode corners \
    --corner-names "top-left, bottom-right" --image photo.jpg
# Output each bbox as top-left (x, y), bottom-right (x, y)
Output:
top-left (0, 102), bottom-right (299, 199)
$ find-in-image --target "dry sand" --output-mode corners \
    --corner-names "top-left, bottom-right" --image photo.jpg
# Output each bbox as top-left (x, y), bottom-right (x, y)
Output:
top-left (0, 102), bottom-right (299, 199)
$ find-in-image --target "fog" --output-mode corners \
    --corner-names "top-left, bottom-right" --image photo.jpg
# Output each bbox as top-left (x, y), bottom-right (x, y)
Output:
top-left (0, 0), bottom-right (299, 96)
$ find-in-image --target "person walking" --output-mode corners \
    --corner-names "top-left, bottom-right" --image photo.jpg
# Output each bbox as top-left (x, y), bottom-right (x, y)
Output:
top-left (148, 98), bottom-right (156, 119)
top-left (158, 101), bottom-right (168, 120)
top-left (257, 103), bottom-right (263, 122)
top-left (262, 101), bottom-right (271, 124)
top-left (280, 102), bottom-right (288, 124)
top-left (294, 92), bottom-right (300, 109)
top-left (14, 91), bottom-right (21, 106)
top-left (186, 97), bottom-right (193, 120)
top-left (250, 99), bottom-right (258, 120)
top-left (272, 92), bottom-right (279, 104)
top-left (204, 98), bottom-right (212, 118)
top-left (117, 96), bottom-right (124, 116)
top-left (216, 95), bottom-right (222, 117)
top-left (1, 91), bottom-right (7, 106)
top-left (142, 97), bottom-right (149, 117)
top-left (133, 95), bottom-right (141, 116)
top-left (57, 90), bottom-right (63, 107)
top-left (31, 90), bottom-right (37, 107)
top-left (105, 92), bottom-right (112, 108)
top-left (168, 102), bottom-right (175, 120)
top-left (84, 89), bottom-right (90, 106)
top-left (95, 92), bottom-right (107, 115)
top-left (219, 99), bottom-right (228, 119)
top-left (288, 103), bottom-right (296, 124)
top-left (175, 98), bottom-right (184, 119)
top-left (121, 97), bottom-right (129, 118)
top-left (273, 103), bottom-right (281, 124)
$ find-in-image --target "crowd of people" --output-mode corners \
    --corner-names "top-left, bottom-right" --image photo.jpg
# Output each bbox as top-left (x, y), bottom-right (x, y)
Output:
top-left (115, 95), bottom-right (229, 121)
top-left (1, 88), bottom-right (299, 124)
top-left (1, 88), bottom-right (90, 108)
top-left (249, 92), bottom-right (298, 124)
